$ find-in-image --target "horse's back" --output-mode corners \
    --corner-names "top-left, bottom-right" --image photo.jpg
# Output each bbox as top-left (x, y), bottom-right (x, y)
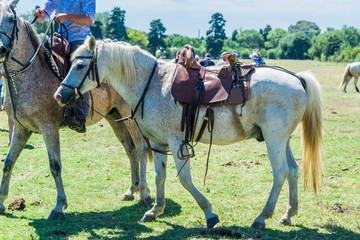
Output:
top-left (245, 67), bottom-right (308, 133)
top-left (349, 62), bottom-right (360, 76)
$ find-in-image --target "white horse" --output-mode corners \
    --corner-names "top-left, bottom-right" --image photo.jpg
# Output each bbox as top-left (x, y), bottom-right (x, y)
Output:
top-left (54, 37), bottom-right (323, 229)
top-left (338, 62), bottom-right (360, 93)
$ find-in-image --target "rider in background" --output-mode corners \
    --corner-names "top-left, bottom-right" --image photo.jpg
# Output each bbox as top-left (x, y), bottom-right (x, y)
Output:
top-left (249, 50), bottom-right (266, 66)
top-left (34, 0), bottom-right (95, 133)
top-left (200, 53), bottom-right (215, 67)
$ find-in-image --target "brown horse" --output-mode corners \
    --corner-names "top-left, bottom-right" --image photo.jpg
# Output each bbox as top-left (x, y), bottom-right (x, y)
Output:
top-left (0, 0), bottom-right (151, 220)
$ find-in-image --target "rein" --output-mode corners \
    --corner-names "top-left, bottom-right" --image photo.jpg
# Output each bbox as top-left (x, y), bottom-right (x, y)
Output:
top-left (114, 62), bottom-right (158, 122)
top-left (61, 48), bottom-right (158, 124)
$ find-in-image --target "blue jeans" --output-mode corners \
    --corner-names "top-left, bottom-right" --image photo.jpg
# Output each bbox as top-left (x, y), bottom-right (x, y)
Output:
top-left (70, 40), bottom-right (89, 119)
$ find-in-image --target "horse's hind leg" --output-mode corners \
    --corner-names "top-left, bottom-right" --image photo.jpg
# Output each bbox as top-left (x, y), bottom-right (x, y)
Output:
top-left (0, 126), bottom-right (32, 214)
top-left (252, 137), bottom-right (288, 229)
top-left (107, 114), bottom-right (151, 204)
top-left (279, 141), bottom-right (298, 225)
top-left (354, 76), bottom-right (359, 92)
top-left (42, 130), bottom-right (68, 220)
top-left (343, 77), bottom-right (352, 93)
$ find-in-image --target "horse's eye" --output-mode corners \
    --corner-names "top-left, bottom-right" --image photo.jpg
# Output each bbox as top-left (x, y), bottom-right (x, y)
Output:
top-left (76, 60), bottom-right (85, 70)
top-left (8, 17), bottom-right (14, 23)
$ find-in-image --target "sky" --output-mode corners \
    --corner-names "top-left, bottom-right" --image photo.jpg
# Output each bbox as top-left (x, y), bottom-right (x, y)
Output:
top-left (14, 0), bottom-right (360, 38)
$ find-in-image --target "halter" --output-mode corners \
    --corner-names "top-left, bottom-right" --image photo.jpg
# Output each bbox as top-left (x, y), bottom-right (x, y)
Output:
top-left (0, 4), bottom-right (18, 61)
top-left (60, 46), bottom-right (158, 123)
top-left (0, 5), bottom-right (55, 81)
top-left (60, 47), bottom-right (101, 100)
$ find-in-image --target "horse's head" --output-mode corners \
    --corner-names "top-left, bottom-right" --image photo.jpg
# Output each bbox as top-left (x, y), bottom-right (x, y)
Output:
top-left (0, 0), bottom-right (19, 61)
top-left (54, 36), bottom-right (99, 107)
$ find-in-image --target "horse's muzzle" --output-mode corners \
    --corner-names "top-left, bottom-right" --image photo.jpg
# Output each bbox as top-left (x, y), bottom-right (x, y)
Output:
top-left (53, 86), bottom-right (76, 107)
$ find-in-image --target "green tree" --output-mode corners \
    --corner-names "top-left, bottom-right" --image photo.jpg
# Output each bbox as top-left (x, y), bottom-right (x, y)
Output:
top-left (279, 32), bottom-right (311, 59)
top-left (308, 29), bottom-right (342, 61)
top-left (259, 24), bottom-right (272, 41)
top-left (231, 29), bottom-right (238, 41)
top-left (205, 12), bottom-right (226, 57)
top-left (236, 29), bottom-right (264, 50)
top-left (105, 7), bottom-right (128, 41)
top-left (265, 28), bottom-right (287, 49)
top-left (90, 20), bottom-right (103, 39)
top-left (340, 25), bottom-right (360, 48)
top-left (147, 19), bottom-right (166, 55)
top-left (128, 28), bottom-right (148, 49)
top-left (288, 20), bottom-right (320, 40)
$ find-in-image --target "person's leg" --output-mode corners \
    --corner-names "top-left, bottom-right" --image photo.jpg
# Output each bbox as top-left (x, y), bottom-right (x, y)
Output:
top-left (66, 40), bottom-right (89, 133)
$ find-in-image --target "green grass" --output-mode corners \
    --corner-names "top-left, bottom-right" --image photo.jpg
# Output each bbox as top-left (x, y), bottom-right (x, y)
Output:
top-left (0, 60), bottom-right (359, 239)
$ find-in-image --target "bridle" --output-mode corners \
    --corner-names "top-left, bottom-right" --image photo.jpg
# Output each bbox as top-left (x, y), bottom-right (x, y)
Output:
top-left (60, 47), bottom-right (101, 104)
top-left (0, 4), bottom-right (18, 61)
top-left (0, 5), bottom-right (54, 80)
top-left (60, 45), bottom-right (158, 123)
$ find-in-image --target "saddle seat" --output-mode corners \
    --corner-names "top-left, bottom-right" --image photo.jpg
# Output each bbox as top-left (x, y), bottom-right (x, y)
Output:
top-left (172, 47), bottom-right (253, 106)
top-left (43, 33), bottom-right (71, 79)
top-left (170, 45), bottom-right (255, 146)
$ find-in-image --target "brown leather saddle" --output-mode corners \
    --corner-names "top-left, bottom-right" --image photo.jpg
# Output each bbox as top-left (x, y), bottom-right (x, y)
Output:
top-left (171, 47), bottom-right (253, 106)
top-left (170, 45), bottom-right (254, 148)
top-left (44, 33), bottom-right (71, 79)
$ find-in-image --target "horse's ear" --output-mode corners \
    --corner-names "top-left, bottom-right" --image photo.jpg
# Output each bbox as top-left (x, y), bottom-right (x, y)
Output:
top-left (89, 36), bottom-right (96, 52)
top-left (10, 0), bottom-right (20, 8)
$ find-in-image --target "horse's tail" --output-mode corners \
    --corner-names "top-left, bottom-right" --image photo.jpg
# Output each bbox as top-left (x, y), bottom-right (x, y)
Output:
top-left (338, 64), bottom-right (351, 90)
top-left (297, 71), bottom-right (323, 194)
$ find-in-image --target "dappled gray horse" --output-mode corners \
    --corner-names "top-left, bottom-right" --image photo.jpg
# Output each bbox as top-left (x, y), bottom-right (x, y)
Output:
top-left (54, 36), bottom-right (323, 229)
top-left (0, 0), bottom-right (150, 220)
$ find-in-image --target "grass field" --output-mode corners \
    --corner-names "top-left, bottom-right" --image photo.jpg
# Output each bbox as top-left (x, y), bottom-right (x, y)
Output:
top-left (0, 60), bottom-right (359, 239)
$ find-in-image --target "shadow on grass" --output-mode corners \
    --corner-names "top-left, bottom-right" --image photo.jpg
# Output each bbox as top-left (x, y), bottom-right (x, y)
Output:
top-left (147, 221), bottom-right (360, 240)
top-left (17, 199), bottom-right (181, 239)
top-left (4, 199), bottom-right (360, 239)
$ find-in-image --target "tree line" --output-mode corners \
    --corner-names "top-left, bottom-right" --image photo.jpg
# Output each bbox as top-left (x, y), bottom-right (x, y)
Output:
top-left (21, 7), bottom-right (360, 62)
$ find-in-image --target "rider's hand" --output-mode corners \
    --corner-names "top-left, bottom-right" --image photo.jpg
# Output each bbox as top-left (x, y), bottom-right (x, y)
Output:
top-left (54, 14), bottom-right (68, 24)
top-left (33, 8), bottom-right (45, 18)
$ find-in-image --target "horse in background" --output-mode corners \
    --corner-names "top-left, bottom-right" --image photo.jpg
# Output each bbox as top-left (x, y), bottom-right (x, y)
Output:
top-left (338, 62), bottom-right (360, 93)
top-left (0, 0), bottom-right (151, 221)
top-left (54, 36), bottom-right (323, 229)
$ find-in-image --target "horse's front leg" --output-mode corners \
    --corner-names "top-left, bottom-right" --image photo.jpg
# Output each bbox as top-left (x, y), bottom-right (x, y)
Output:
top-left (171, 141), bottom-right (219, 228)
top-left (251, 138), bottom-right (288, 229)
top-left (0, 126), bottom-right (32, 214)
top-left (141, 139), bottom-right (218, 228)
top-left (42, 130), bottom-right (67, 220)
top-left (279, 141), bottom-right (298, 225)
top-left (141, 141), bottom-right (167, 222)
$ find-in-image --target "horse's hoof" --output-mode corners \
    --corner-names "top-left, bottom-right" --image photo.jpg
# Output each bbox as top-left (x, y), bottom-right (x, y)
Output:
top-left (48, 210), bottom-right (65, 221)
top-left (279, 218), bottom-right (291, 226)
top-left (141, 196), bottom-right (153, 207)
top-left (251, 221), bottom-right (266, 229)
top-left (140, 214), bottom-right (156, 223)
top-left (206, 215), bottom-right (220, 228)
top-left (121, 194), bottom-right (135, 201)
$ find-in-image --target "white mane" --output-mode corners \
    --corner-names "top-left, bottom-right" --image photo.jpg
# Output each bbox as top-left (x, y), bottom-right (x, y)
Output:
top-left (72, 39), bottom-right (151, 88)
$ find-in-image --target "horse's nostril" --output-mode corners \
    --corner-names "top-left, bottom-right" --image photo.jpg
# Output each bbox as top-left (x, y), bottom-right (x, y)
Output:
top-left (0, 45), bottom-right (9, 56)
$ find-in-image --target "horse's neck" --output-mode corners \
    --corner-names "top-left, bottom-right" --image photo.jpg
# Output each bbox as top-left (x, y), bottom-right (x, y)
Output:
top-left (8, 20), bottom-right (42, 69)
